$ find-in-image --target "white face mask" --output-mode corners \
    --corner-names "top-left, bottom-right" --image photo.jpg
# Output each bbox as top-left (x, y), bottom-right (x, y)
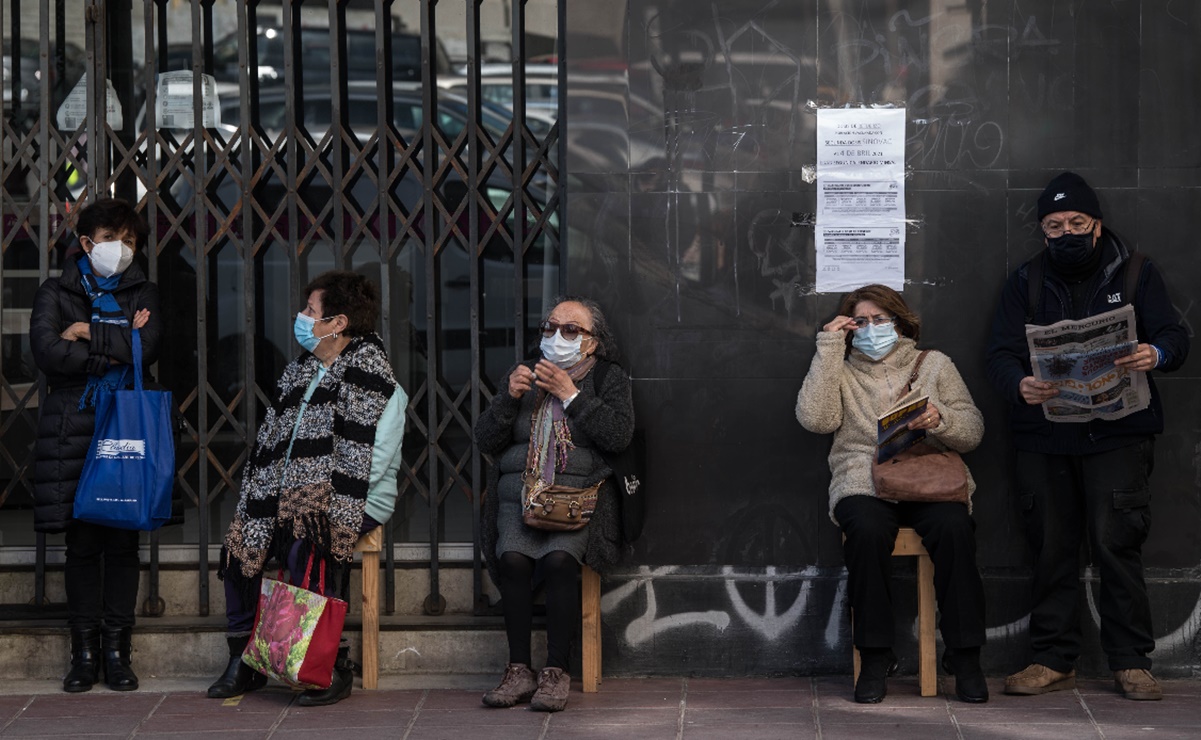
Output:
top-left (540, 331), bottom-right (585, 368)
top-left (88, 240), bottom-right (135, 278)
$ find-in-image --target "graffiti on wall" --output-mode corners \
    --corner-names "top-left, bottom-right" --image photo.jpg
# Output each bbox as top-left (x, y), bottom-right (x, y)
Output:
top-left (600, 563), bottom-right (1201, 670)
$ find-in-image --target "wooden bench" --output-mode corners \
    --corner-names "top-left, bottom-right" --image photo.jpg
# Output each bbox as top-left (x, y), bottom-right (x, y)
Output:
top-left (354, 526), bottom-right (384, 690)
top-left (581, 564), bottom-right (602, 693)
top-left (355, 530), bottom-right (601, 693)
top-left (851, 527), bottom-right (937, 697)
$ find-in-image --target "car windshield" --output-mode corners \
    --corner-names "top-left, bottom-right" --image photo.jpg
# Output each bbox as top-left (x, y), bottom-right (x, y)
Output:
top-left (219, 90), bottom-right (512, 142)
top-left (212, 27), bottom-right (448, 83)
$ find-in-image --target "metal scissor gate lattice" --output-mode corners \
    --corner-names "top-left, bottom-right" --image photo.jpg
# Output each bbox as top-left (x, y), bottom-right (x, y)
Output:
top-left (0, 0), bottom-right (566, 620)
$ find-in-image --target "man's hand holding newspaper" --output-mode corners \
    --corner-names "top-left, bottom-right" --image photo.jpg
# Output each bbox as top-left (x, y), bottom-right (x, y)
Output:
top-left (1024, 304), bottom-right (1150, 422)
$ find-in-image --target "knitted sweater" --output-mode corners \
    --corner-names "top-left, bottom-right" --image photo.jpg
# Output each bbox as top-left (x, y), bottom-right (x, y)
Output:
top-left (796, 333), bottom-right (984, 523)
top-left (223, 333), bottom-right (397, 580)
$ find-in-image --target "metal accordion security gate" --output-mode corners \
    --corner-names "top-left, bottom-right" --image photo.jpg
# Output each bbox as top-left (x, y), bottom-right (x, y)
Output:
top-left (0, 0), bottom-right (566, 620)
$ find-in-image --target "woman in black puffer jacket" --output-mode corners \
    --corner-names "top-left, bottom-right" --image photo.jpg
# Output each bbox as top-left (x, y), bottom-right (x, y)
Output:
top-left (30, 198), bottom-right (163, 693)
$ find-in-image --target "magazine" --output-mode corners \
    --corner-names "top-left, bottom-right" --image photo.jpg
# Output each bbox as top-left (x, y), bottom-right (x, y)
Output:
top-left (877, 389), bottom-right (929, 464)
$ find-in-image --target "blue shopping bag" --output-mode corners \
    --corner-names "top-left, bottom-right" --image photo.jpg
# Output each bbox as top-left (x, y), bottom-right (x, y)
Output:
top-left (74, 329), bottom-right (175, 531)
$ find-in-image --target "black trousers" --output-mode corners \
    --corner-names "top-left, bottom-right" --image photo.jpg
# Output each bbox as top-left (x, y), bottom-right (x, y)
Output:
top-left (65, 519), bottom-right (140, 630)
top-left (498, 550), bottom-right (580, 671)
top-left (1015, 440), bottom-right (1155, 672)
top-left (835, 495), bottom-right (986, 651)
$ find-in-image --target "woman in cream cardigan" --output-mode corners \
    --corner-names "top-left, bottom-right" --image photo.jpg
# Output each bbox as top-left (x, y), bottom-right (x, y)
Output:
top-left (797, 284), bottom-right (988, 705)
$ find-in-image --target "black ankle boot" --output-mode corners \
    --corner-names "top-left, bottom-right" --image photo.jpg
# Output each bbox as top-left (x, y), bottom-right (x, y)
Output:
top-left (943, 647), bottom-right (989, 703)
top-left (63, 627), bottom-right (101, 693)
top-left (297, 646), bottom-right (354, 707)
top-left (207, 635), bottom-right (268, 699)
top-left (855, 648), bottom-right (898, 704)
top-left (101, 626), bottom-right (139, 691)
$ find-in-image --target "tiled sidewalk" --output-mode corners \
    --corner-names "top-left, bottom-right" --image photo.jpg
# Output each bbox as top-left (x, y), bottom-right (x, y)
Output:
top-left (1, 675), bottom-right (1199, 739)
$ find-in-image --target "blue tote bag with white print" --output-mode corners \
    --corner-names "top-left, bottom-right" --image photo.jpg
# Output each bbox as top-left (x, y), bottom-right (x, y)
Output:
top-left (74, 330), bottom-right (175, 531)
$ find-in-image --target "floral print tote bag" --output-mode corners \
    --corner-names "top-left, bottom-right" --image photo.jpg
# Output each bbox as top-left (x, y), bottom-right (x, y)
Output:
top-left (241, 554), bottom-right (348, 689)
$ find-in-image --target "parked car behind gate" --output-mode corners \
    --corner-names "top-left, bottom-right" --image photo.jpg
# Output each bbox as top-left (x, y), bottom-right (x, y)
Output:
top-left (1, 38), bottom-right (86, 121)
top-left (438, 75), bottom-right (559, 120)
top-left (216, 82), bottom-right (515, 145)
top-left (204, 25), bottom-right (452, 85)
top-left (159, 82), bottom-right (559, 401)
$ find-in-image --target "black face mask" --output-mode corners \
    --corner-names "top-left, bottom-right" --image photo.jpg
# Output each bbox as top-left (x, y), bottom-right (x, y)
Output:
top-left (1046, 231), bottom-right (1095, 267)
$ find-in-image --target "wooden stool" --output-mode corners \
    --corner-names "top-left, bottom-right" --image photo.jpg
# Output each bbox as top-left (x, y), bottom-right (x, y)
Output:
top-left (851, 527), bottom-right (937, 697)
top-left (581, 564), bottom-right (602, 693)
top-left (354, 526), bottom-right (383, 690)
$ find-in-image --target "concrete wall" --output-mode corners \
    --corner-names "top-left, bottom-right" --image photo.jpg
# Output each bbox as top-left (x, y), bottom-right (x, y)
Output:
top-left (0, 565), bottom-right (513, 680)
top-left (0, 562), bottom-right (492, 619)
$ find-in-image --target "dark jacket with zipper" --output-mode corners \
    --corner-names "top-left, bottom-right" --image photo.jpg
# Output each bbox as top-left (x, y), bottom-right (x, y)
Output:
top-left (30, 254), bottom-right (165, 533)
top-left (986, 228), bottom-right (1189, 455)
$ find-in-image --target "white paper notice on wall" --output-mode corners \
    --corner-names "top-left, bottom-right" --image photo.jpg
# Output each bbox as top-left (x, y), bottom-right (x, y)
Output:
top-left (56, 73), bottom-right (124, 131)
top-left (815, 108), bottom-right (906, 293)
top-left (154, 71), bottom-right (221, 130)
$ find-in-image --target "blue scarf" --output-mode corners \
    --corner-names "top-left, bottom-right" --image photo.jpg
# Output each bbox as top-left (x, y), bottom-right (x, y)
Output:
top-left (78, 256), bottom-right (130, 409)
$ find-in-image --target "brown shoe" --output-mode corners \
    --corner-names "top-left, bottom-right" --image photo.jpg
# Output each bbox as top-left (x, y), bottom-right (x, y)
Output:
top-left (1004, 663), bottom-right (1076, 695)
top-left (530, 666), bottom-right (570, 712)
top-left (1114, 668), bottom-right (1163, 701)
top-left (482, 663), bottom-right (537, 707)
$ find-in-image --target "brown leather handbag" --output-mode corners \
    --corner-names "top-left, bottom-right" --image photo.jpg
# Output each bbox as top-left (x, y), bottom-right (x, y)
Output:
top-left (872, 443), bottom-right (969, 503)
top-left (521, 476), bottom-right (602, 531)
top-left (870, 350), bottom-right (970, 504)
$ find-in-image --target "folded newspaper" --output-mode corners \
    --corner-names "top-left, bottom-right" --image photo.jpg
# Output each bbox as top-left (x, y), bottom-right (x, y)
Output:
top-left (1025, 304), bottom-right (1149, 422)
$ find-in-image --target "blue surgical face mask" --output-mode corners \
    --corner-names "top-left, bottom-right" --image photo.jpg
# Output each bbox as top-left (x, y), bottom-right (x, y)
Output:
top-left (293, 313), bottom-right (336, 352)
top-left (852, 322), bottom-right (899, 361)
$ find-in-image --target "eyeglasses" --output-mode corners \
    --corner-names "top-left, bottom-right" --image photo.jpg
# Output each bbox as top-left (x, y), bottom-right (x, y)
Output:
top-left (1042, 216), bottom-right (1095, 239)
top-left (540, 321), bottom-right (592, 340)
top-left (851, 316), bottom-right (895, 328)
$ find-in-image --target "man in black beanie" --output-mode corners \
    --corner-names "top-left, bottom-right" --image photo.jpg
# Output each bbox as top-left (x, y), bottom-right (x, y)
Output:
top-left (985, 172), bottom-right (1189, 701)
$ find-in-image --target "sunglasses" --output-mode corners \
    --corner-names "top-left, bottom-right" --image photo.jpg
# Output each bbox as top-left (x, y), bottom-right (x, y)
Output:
top-left (539, 321), bottom-right (593, 340)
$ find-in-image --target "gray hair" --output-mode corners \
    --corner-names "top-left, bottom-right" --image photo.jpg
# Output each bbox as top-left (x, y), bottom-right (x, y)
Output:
top-left (544, 295), bottom-right (621, 362)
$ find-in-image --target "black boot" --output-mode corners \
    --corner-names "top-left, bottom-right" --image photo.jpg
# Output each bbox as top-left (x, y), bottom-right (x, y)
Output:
top-left (943, 647), bottom-right (989, 703)
top-left (207, 635), bottom-right (268, 699)
top-left (297, 646), bottom-right (353, 707)
top-left (854, 648), bottom-right (898, 704)
top-left (101, 626), bottom-right (139, 691)
top-left (63, 627), bottom-right (101, 693)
